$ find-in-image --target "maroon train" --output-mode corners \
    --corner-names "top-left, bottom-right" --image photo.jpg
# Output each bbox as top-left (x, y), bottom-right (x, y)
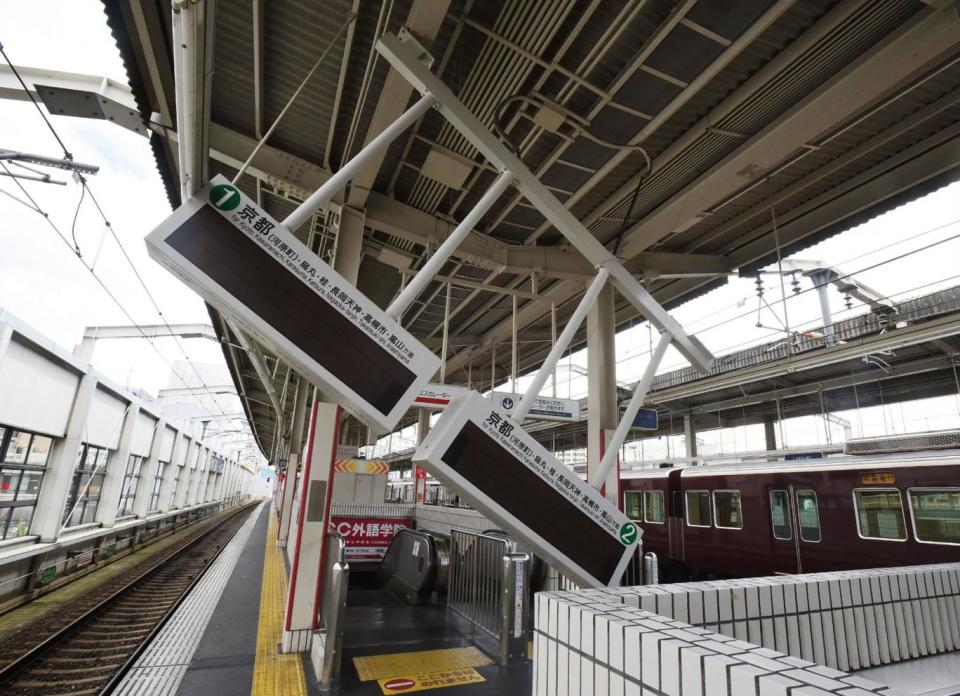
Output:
top-left (620, 453), bottom-right (960, 580)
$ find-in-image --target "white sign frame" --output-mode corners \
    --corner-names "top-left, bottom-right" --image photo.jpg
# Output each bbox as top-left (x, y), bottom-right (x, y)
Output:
top-left (145, 175), bottom-right (440, 432)
top-left (414, 392), bottom-right (640, 588)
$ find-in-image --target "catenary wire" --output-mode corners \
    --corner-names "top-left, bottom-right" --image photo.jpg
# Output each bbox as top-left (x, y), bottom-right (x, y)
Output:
top-left (1, 46), bottom-right (235, 420)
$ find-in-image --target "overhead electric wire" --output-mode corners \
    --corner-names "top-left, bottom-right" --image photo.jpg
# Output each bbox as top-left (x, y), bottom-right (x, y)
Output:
top-left (0, 162), bottom-right (221, 417)
top-left (1, 45), bottom-right (236, 422)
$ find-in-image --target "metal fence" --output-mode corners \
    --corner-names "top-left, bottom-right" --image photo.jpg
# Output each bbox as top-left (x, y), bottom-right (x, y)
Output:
top-left (318, 527), bottom-right (349, 690)
top-left (329, 502), bottom-right (416, 518)
top-left (447, 529), bottom-right (512, 640)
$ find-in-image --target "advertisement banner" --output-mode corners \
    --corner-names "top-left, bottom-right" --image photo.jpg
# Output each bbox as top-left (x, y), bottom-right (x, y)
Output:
top-left (332, 517), bottom-right (411, 560)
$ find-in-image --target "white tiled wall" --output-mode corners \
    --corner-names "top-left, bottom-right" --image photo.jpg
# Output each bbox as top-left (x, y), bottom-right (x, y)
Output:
top-left (534, 562), bottom-right (960, 696)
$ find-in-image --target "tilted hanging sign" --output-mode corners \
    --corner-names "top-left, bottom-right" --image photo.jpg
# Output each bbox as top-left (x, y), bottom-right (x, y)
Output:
top-left (414, 392), bottom-right (640, 588)
top-left (145, 175), bottom-right (440, 432)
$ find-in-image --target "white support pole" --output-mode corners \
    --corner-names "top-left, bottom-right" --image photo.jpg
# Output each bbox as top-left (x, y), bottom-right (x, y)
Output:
top-left (387, 169), bottom-right (513, 319)
top-left (550, 302), bottom-right (557, 398)
top-left (284, 93), bottom-right (436, 231)
top-left (375, 33), bottom-right (713, 373)
top-left (513, 268), bottom-right (609, 423)
top-left (511, 294), bottom-right (518, 394)
top-left (589, 333), bottom-right (671, 490)
top-left (440, 281), bottom-right (451, 384)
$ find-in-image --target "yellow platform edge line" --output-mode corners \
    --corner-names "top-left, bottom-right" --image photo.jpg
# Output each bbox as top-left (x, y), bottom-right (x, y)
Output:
top-left (252, 508), bottom-right (308, 696)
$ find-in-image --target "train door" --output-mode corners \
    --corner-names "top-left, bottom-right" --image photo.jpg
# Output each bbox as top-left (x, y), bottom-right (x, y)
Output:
top-left (767, 485), bottom-right (800, 573)
top-left (667, 469), bottom-right (684, 563)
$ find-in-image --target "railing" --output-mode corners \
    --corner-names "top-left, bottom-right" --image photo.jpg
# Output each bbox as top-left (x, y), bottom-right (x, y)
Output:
top-left (447, 528), bottom-right (529, 665)
top-left (329, 502), bottom-right (415, 518)
top-left (317, 527), bottom-right (349, 690)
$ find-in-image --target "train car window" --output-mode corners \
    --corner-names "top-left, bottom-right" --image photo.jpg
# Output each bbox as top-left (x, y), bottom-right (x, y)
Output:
top-left (796, 490), bottom-right (821, 542)
top-left (853, 489), bottom-right (907, 541)
top-left (624, 491), bottom-right (642, 520)
top-left (713, 490), bottom-right (743, 529)
top-left (685, 490), bottom-right (711, 527)
top-left (769, 490), bottom-right (792, 539)
top-left (644, 491), bottom-right (665, 524)
top-left (908, 488), bottom-right (960, 545)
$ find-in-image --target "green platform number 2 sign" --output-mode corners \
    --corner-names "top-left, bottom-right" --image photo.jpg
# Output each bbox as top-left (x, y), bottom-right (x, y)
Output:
top-left (619, 522), bottom-right (638, 546)
top-left (210, 183), bottom-right (241, 211)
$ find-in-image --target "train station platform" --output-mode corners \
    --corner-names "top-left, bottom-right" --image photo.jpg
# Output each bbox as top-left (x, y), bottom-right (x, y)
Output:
top-left (114, 501), bottom-right (531, 696)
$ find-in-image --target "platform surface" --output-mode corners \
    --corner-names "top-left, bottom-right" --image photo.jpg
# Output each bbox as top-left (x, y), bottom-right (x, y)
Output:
top-left (112, 500), bottom-right (531, 695)
top-left (858, 652), bottom-right (960, 696)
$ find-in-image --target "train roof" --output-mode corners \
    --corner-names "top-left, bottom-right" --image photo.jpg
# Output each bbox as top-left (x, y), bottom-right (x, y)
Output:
top-left (620, 448), bottom-right (960, 480)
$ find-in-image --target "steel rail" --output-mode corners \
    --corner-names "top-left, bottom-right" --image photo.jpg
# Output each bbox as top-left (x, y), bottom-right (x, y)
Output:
top-left (0, 502), bottom-right (258, 693)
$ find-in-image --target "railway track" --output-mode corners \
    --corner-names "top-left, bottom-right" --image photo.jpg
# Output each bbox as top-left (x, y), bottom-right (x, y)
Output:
top-left (0, 502), bottom-right (258, 695)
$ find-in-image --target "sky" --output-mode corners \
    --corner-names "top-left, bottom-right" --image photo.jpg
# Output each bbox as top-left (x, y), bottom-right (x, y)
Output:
top-left (0, 1), bottom-right (227, 398)
top-left (3, 1), bottom-right (960, 466)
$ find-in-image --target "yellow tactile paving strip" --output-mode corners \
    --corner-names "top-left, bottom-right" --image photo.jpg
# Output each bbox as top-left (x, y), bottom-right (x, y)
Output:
top-left (251, 511), bottom-right (307, 696)
top-left (353, 646), bottom-right (493, 682)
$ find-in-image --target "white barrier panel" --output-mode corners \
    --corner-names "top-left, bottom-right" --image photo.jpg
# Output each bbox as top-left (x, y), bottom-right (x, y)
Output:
top-left (413, 383), bottom-right (470, 411)
top-left (491, 391), bottom-right (579, 422)
top-left (145, 175), bottom-right (440, 432)
top-left (413, 392), bottom-right (640, 588)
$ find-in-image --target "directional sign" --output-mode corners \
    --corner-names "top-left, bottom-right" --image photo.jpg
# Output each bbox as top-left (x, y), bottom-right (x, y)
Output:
top-left (145, 175), bottom-right (440, 432)
top-left (618, 405), bottom-right (658, 431)
top-left (491, 392), bottom-right (580, 422)
top-left (414, 392), bottom-right (640, 588)
top-left (413, 383), bottom-right (470, 411)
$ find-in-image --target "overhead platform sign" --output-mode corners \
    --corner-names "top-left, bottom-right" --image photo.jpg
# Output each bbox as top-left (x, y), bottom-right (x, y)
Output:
top-left (491, 391), bottom-right (579, 422)
top-left (414, 392), bottom-right (640, 588)
top-left (145, 175), bottom-right (440, 432)
top-left (414, 383), bottom-right (470, 411)
top-left (619, 405), bottom-right (658, 430)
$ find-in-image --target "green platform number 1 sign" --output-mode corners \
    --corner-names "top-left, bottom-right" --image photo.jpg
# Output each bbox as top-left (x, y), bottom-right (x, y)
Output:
top-left (210, 183), bottom-right (241, 211)
top-left (619, 522), bottom-right (638, 546)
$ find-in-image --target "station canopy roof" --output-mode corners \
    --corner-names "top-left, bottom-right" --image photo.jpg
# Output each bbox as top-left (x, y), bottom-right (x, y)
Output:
top-left (103, 0), bottom-right (960, 457)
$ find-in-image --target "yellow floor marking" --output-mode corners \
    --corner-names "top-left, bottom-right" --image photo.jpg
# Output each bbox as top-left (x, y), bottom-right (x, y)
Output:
top-left (379, 668), bottom-right (485, 694)
top-left (251, 510), bottom-right (307, 696)
top-left (354, 646), bottom-right (493, 682)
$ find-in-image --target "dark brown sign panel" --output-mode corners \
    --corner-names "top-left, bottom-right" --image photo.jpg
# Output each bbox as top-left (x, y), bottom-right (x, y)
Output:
top-left (144, 175), bottom-right (439, 431)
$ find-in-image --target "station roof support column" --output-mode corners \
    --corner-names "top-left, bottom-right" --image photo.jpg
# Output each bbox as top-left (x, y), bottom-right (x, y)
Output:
top-left (587, 285), bottom-right (619, 504)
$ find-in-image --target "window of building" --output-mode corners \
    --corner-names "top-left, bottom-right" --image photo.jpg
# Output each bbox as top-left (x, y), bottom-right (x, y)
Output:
top-left (796, 490), bottom-right (821, 542)
top-left (685, 490), bottom-right (711, 527)
top-left (117, 455), bottom-right (143, 517)
top-left (853, 489), bottom-right (906, 541)
top-left (624, 491), bottom-right (642, 520)
top-left (63, 443), bottom-right (109, 527)
top-left (770, 490), bottom-right (792, 540)
top-left (713, 490), bottom-right (743, 529)
top-left (169, 466), bottom-right (181, 508)
top-left (644, 490), bottom-right (665, 524)
top-left (908, 488), bottom-right (960, 545)
top-left (0, 426), bottom-right (52, 539)
top-left (149, 462), bottom-right (166, 511)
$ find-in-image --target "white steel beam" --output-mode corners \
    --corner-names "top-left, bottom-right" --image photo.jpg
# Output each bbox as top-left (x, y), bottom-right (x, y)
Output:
top-left (283, 93), bottom-right (437, 231)
top-left (81, 323), bottom-right (218, 341)
top-left (514, 269), bottom-right (609, 423)
top-left (376, 32), bottom-right (714, 373)
top-left (387, 169), bottom-right (513, 318)
top-left (589, 333), bottom-right (670, 489)
top-left (171, 0), bottom-right (215, 199)
top-left (344, 0), bottom-right (451, 207)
